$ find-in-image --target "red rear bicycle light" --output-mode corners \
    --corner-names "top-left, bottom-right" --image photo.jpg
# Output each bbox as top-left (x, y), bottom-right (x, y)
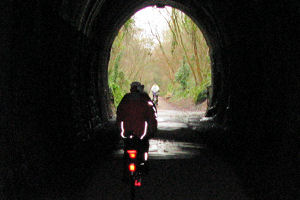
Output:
top-left (129, 163), bottom-right (136, 172)
top-left (134, 180), bottom-right (141, 187)
top-left (127, 150), bottom-right (137, 159)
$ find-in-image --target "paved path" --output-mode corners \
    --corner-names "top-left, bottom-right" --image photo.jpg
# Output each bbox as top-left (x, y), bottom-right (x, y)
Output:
top-left (76, 98), bottom-right (252, 200)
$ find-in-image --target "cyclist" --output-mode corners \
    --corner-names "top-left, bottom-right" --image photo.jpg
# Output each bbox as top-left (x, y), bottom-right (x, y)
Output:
top-left (117, 82), bottom-right (157, 177)
top-left (151, 83), bottom-right (159, 106)
top-left (137, 84), bottom-right (157, 115)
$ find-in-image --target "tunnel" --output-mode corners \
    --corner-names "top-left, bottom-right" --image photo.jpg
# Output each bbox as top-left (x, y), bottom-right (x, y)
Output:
top-left (1, 0), bottom-right (299, 199)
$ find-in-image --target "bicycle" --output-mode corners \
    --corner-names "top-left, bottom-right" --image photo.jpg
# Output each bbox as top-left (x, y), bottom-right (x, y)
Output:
top-left (123, 134), bottom-right (148, 200)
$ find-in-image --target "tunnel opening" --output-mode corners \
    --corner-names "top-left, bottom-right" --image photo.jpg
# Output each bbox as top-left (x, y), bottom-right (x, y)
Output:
top-left (3, 1), bottom-right (297, 199)
top-left (107, 6), bottom-right (212, 117)
top-left (61, 0), bottom-right (229, 191)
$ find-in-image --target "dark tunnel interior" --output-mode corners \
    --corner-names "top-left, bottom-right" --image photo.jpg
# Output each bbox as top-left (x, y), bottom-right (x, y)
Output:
top-left (1, 0), bottom-right (299, 199)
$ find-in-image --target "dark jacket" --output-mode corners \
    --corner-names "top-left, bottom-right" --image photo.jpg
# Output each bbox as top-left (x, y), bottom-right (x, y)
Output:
top-left (117, 92), bottom-right (157, 139)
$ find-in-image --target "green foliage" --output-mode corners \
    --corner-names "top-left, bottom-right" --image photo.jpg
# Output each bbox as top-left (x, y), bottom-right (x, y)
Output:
top-left (175, 59), bottom-right (190, 90)
top-left (183, 15), bottom-right (193, 34)
top-left (109, 81), bottom-right (126, 107)
top-left (123, 18), bottom-right (135, 31)
top-left (108, 8), bottom-right (212, 109)
top-left (168, 67), bottom-right (211, 104)
top-left (108, 17), bottom-right (143, 109)
top-left (171, 31), bottom-right (178, 55)
top-left (112, 53), bottom-right (122, 83)
top-left (108, 68), bottom-right (129, 107)
top-left (108, 52), bottom-right (129, 107)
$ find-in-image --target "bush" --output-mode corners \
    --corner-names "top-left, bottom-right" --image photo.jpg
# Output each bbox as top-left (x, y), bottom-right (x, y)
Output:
top-left (167, 69), bottom-right (211, 105)
top-left (175, 59), bottom-right (190, 90)
top-left (109, 82), bottom-right (126, 107)
top-left (195, 89), bottom-right (207, 104)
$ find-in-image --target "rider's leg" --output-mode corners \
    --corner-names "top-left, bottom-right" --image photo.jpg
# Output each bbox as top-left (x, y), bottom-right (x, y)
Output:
top-left (141, 139), bottom-right (150, 174)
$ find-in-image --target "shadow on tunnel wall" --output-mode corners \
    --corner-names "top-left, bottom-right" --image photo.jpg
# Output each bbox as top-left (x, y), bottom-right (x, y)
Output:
top-left (0, 1), bottom-right (299, 200)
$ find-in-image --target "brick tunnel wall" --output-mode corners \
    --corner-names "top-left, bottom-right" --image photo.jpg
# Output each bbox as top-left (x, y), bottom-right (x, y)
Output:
top-left (0, 0), bottom-right (299, 199)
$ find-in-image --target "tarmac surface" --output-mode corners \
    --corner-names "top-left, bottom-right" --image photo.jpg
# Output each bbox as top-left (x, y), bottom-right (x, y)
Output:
top-left (77, 98), bottom-right (252, 200)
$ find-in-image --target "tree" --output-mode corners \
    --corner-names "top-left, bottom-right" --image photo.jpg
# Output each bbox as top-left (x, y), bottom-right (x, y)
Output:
top-left (175, 58), bottom-right (190, 90)
top-left (108, 7), bottom-right (211, 105)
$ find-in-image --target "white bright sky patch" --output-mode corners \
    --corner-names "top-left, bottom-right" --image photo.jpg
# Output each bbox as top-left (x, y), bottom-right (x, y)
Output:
top-left (133, 6), bottom-right (171, 43)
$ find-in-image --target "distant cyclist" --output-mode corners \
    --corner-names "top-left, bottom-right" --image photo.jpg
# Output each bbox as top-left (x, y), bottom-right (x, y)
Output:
top-left (151, 83), bottom-right (159, 106)
top-left (138, 84), bottom-right (157, 114)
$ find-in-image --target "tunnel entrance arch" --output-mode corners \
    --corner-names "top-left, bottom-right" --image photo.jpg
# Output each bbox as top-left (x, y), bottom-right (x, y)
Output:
top-left (87, 0), bottom-right (230, 126)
